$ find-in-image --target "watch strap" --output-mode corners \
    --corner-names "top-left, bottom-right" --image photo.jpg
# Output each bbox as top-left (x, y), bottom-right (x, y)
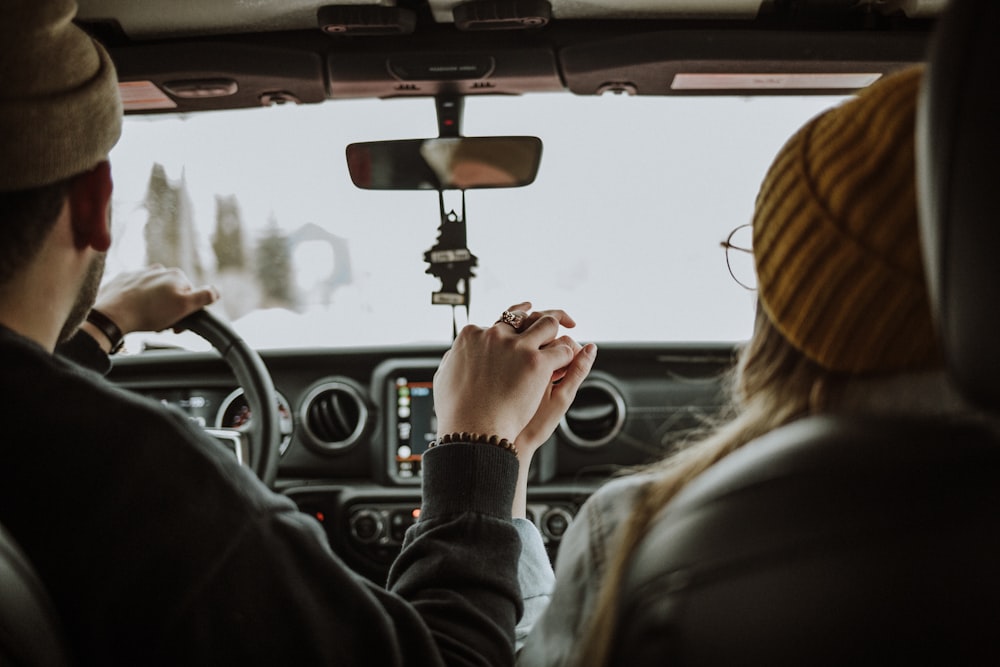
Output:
top-left (86, 309), bottom-right (125, 354)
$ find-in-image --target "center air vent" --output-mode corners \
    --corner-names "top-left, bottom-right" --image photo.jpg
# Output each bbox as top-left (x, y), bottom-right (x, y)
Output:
top-left (558, 378), bottom-right (626, 449)
top-left (300, 380), bottom-right (368, 453)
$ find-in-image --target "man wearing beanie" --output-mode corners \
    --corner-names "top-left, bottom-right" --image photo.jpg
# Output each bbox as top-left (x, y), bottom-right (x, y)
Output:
top-left (0, 1), bottom-right (560, 664)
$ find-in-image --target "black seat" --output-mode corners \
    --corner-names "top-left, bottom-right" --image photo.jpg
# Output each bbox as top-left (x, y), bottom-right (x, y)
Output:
top-left (612, 416), bottom-right (1000, 664)
top-left (611, 0), bottom-right (1000, 663)
top-left (916, 0), bottom-right (1000, 411)
top-left (0, 522), bottom-right (71, 666)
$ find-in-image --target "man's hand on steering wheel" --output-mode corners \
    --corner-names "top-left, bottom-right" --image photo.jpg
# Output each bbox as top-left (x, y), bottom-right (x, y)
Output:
top-left (86, 265), bottom-right (220, 350)
top-left (82, 266), bottom-right (281, 487)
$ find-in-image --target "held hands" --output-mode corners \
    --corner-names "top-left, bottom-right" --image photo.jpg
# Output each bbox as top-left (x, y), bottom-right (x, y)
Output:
top-left (92, 265), bottom-right (220, 336)
top-left (506, 302), bottom-right (598, 461)
top-left (433, 301), bottom-right (597, 454)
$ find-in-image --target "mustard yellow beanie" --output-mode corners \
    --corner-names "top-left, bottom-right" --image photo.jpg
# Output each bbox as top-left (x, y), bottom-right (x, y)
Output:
top-left (0, 0), bottom-right (122, 192)
top-left (752, 67), bottom-right (938, 375)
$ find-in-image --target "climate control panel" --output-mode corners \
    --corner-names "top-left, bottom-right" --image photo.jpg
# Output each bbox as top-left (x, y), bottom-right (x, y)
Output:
top-left (286, 485), bottom-right (593, 584)
top-left (349, 503), bottom-right (422, 547)
top-left (348, 501), bottom-right (580, 551)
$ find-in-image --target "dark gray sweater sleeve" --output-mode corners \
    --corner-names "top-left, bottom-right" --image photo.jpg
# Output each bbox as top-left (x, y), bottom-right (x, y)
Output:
top-left (160, 441), bottom-right (523, 667)
top-left (388, 442), bottom-right (523, 663)
top-left (37, 327), bottom-right (523, 665)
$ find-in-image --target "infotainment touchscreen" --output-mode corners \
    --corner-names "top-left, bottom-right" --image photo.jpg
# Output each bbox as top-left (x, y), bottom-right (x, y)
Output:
top-left (378, 359), bottom-right (550, 485)
top-left (390, 373), bottom-right (437, 481)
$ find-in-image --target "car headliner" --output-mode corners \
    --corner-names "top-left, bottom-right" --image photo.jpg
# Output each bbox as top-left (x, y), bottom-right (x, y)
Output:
top-left (76, 0), bottom-right (946, 40)
top-left (72, 0), bottom-right (946, 120)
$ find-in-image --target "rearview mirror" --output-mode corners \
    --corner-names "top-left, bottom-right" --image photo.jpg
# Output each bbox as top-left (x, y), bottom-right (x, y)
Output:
top-left (346, 136), bottom-right (542, 190)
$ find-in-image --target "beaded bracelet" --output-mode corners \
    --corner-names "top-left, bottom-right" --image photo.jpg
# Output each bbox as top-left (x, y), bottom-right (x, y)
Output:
top-left (429, 432), bottom-right (518, 456)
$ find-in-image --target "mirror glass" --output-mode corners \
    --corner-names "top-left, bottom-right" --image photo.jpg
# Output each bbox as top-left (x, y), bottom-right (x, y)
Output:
top-left (346, 136), bottom-right (542, 190)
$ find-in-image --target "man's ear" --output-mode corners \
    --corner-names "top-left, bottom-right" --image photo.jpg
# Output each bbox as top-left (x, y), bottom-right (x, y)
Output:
top-left (68, 161), bottom-right (113, 252)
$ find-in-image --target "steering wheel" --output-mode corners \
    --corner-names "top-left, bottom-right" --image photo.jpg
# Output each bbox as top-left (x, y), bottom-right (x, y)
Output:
top-left (176, 309), bottom-right (281, 488)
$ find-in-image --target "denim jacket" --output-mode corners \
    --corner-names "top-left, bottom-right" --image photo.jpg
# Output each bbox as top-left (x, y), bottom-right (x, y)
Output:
top-left (517, 473), bottom-right (651, 666)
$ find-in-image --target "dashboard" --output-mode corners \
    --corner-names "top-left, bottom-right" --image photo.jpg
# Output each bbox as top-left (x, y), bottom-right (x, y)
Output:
top-left (108, 343), bottom-right (734, 582)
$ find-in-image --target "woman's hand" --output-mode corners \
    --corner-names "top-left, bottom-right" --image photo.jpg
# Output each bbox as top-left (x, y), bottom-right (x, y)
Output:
top-left (516, 340), bottom-right (598, 457)
top-left (503, 304), bottom-right (598, 455)
top-left (498, 303), bottom-right (597, 518)
top-left (432, 301), bottom-right (582, 445)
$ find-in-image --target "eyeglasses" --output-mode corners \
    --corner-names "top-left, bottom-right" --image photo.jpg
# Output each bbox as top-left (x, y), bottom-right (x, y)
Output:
top-left (720, 223), bottom-right (757, 291)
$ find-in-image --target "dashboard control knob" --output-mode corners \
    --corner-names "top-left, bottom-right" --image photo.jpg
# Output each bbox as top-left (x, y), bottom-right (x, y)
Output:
top-left (350, 508), bottom-right (384, 544)
top-left (541, 507), bottom-right (574, 540)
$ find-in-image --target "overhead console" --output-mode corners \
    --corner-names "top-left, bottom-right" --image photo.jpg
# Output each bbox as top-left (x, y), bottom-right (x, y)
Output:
top-left (326, 47), bottom-right (563, 99)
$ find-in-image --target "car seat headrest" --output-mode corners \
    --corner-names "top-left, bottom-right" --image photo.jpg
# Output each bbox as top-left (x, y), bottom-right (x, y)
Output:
top-left (917, 0), bottom-right (1000, 411)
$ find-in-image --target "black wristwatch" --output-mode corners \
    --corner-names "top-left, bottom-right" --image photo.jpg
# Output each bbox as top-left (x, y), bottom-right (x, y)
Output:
top-left (86, 309), bottom-right (125, 355)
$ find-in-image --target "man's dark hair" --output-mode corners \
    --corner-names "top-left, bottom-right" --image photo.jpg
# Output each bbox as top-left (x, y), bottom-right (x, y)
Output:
top-left (0, 178), bottom-right (74, 285)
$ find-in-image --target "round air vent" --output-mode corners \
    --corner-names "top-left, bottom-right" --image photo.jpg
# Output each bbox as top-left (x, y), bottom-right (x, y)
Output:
top-left (558, 378), bottom-right (625, 449)
top-left (300, 380), bottom-right (369, 453)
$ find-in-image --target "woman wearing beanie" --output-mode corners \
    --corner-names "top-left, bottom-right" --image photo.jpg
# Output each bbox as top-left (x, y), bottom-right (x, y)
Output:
top-left (500, 65), bottom-right (966, 667)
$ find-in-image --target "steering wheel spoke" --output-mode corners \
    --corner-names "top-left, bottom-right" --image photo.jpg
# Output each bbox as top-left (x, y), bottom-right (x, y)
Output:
top-left (202, 427), bottom-right (251, 468)
top-left (176, 310), bottom-right (281, 487)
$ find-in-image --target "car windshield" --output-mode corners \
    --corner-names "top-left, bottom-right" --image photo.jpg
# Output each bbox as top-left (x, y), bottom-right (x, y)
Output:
top-left (107, 92), bottom-right (845, 352)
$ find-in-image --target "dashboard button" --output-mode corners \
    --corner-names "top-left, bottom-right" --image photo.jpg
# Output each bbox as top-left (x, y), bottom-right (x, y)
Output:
top-left (350, 509), bottom-right (383, 544)
top-left (542, 507), bottom-right (573, 539)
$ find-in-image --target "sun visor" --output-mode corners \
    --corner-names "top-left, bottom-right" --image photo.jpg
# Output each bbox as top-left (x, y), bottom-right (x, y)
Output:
top-left (110, 43), bottom-right (326, 113)
top-left (561, 30), bottom-right (929, 96)
top-left (428, 0), bottom-right (765, 23)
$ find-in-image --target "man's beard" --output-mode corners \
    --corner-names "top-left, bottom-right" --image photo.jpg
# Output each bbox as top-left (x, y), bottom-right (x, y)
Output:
top-left (58, 253), bottom-right (106, 344)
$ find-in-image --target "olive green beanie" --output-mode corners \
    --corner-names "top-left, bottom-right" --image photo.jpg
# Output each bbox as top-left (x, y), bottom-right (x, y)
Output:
top-left (0, 0), bottom-right (122, 192)
top-left (752, 67), bottom-right (938, 375)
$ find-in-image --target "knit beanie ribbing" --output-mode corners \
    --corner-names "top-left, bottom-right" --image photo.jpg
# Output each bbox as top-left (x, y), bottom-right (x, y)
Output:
top-left (753, 67), bottom-right (938, 375)
top-left (0, 0), bottom-right (122, 192)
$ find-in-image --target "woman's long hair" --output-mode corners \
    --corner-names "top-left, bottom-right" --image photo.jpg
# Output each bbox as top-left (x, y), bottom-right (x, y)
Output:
top-left (575, 303), bottom-right (850, 667)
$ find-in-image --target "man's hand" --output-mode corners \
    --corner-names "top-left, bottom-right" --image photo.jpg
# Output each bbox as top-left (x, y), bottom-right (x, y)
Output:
top-left (92, 265), bottom-right (219, 336)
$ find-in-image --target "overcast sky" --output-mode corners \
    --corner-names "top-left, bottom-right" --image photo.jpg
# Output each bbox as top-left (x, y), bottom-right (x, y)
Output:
top-left (108, 92), bottom-right (845, 351)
